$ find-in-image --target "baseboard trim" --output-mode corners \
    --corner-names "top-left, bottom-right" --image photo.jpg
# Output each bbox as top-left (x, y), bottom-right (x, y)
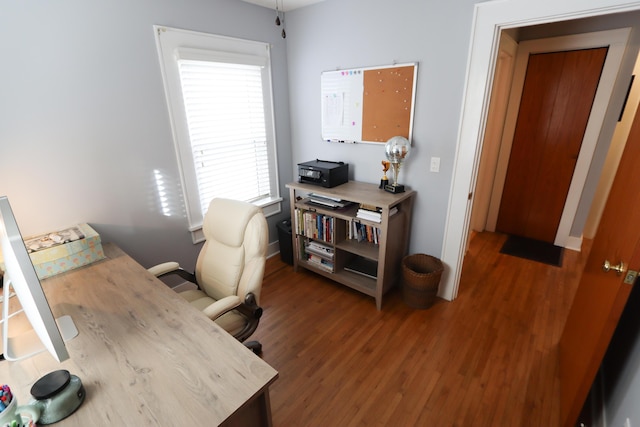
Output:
top-left (267, 241), bottom-right (280, 259)
top-left (565, 235), bottom-right (583, 252)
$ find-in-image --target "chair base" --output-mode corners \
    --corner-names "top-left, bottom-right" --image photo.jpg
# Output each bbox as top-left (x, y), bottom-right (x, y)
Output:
top-left (245, 340), bottom-right (262, 355)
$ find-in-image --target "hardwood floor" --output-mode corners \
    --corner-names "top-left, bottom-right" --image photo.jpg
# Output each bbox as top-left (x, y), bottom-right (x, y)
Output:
top-left (254, 232), bottom-right (591, 426)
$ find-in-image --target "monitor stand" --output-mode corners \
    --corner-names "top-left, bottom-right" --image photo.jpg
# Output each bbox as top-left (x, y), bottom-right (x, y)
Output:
top-left (1, 283), bottom-right (78, 361)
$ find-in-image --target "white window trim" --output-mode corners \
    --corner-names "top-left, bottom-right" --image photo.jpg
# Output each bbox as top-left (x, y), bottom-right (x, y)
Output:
top-left (154, 25), bottom-right (281, 243)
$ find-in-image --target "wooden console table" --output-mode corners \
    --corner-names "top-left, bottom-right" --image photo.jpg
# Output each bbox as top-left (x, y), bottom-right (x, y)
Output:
top-left (287, 181), bottom-right (415, 309)
top-left (0, 243), bottom-right (277, 426)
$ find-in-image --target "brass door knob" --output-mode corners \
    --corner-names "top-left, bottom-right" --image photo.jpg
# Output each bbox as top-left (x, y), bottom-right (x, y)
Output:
top-left (602, 260), bottom-right (625, 275)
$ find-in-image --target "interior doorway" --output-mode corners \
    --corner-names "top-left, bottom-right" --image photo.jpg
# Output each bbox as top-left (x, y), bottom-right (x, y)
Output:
top-left (495, 47), bottom-right (607, 243)
top-left (441, 1), bottom-right (640, 303)
top-left (472, 28), bottom-right (633, 250)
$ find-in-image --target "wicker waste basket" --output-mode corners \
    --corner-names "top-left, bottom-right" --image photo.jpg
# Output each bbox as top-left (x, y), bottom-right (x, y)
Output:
top-left (401, 254), bottom-right (443, 309)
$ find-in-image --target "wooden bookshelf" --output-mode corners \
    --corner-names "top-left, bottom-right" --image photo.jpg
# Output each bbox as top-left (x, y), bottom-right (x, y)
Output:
top-left (287, 181), bottom-right (415, 310)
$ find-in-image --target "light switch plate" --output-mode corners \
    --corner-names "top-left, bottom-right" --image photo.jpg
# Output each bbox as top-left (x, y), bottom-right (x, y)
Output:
top-left (430, 157), bottom-right (440, 173)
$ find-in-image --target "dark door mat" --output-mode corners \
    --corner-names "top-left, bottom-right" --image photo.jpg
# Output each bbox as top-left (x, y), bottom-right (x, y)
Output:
top-left (500, 235), bottom-right (564, 267)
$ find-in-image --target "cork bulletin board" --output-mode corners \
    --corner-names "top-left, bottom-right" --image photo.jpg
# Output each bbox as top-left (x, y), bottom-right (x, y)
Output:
top-left (321, 63), bottom-right (417, 144)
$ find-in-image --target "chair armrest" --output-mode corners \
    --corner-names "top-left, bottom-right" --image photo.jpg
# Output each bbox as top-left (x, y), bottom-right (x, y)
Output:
top-left (232, 293), bottom-right (263, 343)
top-left (148, 262), bottom-right (180, 276)
top-left (203, 295), bottom-right (242, 320)
top-left (148, 262), bottom-right (197, 284)
top-left (235, 293), bottom-right (263, 320)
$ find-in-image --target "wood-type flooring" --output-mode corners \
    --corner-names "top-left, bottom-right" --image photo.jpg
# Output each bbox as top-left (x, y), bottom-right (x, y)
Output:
top-left (253, 231), bottom-right (591, 426)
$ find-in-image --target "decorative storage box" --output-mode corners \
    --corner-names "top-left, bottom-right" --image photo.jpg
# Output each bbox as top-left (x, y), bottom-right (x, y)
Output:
top-left (23, 223), bottom-right (106, 279)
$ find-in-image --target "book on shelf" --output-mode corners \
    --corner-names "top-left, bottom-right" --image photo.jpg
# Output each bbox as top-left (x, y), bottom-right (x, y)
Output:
top-left (307, 240), bottom-right (333, 251)
top-left (359, 203), bottom-right (381, 213)
top-left (355, 206), bottom-right (398, 223)
top-left (305, 241), bottom-right (334, 259)
top-left (356, 209), bottom-right (382, 223)
top-left (344, 257), bottom-right (378, 279)
top-left (306, 254), bottom-right (334, 271)
top-left (350, 221), bottom-right (380, 244)
top-left (295, 208), bottom-right (334, 242)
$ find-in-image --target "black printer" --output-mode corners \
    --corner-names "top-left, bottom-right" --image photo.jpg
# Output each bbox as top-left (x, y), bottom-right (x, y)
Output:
top-left (298, 159), bottom-right (349, 188)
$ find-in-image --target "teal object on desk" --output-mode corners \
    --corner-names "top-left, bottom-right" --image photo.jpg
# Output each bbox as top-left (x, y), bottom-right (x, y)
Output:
top-left (29, 370), bottom-right (85, 425)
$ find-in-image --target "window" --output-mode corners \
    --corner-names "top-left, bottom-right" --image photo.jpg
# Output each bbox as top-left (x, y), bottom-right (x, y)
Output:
top-left (154, 26), bottom-right (281, 242)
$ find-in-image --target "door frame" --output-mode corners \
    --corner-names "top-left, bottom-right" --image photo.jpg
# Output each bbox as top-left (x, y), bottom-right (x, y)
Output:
top-left (440, 0), bottom-right (640, 302)
top-left (469, 33), bottom-right (517, 238)
top-left (485, 29), bottom-right (630, 249)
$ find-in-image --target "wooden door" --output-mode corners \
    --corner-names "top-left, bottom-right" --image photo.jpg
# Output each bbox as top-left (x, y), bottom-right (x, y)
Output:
top-left (559, 98), bottom-right (640, 426)
top-left (496, 48), bottom-right (608, 243)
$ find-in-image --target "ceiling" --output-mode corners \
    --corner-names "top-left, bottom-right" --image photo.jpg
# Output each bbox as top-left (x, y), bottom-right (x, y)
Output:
top-left (240, 0), bottom-right (324, 12)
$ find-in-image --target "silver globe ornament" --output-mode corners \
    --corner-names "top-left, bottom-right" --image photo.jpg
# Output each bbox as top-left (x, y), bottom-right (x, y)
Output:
top-left (384, 136), bottom-right (411, 193)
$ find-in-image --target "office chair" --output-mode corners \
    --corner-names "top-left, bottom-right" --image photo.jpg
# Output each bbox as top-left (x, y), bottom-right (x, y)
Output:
top-left (148, 198), bottom-right (268, 354)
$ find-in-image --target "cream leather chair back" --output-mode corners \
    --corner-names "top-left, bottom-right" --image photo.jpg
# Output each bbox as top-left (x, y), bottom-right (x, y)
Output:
top-left (196, 198), bottom-right (268, 306)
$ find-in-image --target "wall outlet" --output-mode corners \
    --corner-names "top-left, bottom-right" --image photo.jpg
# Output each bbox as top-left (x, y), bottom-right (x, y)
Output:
top-left (430, 157), bottom-right (441, 173)
top-left (625, 417), bottom-right (632, 427)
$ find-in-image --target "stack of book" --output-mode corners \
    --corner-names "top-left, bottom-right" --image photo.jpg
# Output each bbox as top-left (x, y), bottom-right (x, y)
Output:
top-left (355, 204), bottom-right (398, 223)
top-left (304, 241), bottom-right (334, 271)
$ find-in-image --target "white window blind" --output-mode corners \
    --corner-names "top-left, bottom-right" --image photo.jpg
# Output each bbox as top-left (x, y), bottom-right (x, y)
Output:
top-left (154, 26), bottom-right (281, 243)
top-left (177, 60), bottom-right (270, 216)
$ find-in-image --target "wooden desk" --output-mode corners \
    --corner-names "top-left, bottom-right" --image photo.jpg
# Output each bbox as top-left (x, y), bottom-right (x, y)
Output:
top-left (0, 243), bottom-right (278, 426)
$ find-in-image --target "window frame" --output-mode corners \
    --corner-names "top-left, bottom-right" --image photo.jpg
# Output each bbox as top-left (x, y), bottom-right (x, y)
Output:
top-left (154, 26), bottom-right (281, 243)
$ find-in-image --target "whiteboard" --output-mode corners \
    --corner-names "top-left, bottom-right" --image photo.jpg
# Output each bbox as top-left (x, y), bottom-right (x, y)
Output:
top-left (321, 63), bottom-right (418, 144)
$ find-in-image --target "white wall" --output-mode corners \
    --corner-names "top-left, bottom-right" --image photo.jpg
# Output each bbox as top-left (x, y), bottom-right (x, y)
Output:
top-left (0, 0), bottom-right (293, 268)
top-left (606, 336), bottom-right (640, 427)
top-left (285, 0), bottom-right (485, 258)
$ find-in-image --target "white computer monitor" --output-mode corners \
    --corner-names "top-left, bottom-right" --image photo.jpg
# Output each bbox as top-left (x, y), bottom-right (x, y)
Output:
top-left (0, 196), bottom-right (78, 362)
